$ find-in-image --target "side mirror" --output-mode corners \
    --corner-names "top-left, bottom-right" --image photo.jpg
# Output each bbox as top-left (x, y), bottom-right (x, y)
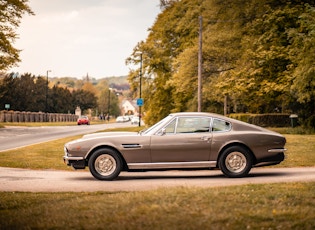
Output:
top-left (157, 128), bottom-right (166, 136)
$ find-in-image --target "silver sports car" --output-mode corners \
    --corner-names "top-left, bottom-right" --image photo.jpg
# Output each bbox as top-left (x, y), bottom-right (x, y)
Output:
top-left (63, 112), bottom-right (286, 180)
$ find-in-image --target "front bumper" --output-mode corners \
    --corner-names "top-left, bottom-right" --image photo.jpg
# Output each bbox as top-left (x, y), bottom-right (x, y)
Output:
top-left (63, 147), bottom-right (86, 169)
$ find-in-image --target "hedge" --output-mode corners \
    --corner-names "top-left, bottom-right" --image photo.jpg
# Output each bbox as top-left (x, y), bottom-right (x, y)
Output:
top-left (229, 113), bottom-right (292, 127)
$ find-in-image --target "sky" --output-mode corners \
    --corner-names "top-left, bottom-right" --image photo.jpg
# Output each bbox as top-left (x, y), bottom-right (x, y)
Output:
top-left (9, 0), bottom-right (161, 79)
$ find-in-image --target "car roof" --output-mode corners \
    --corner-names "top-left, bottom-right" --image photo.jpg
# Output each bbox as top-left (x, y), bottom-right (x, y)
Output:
top-left (170, 112), bottom-right (227, 119)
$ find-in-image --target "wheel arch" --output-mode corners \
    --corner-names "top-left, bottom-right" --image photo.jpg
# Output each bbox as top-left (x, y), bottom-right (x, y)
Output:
top-left (86, 145), bottom-right (128, 171)
top-left (216, 142), bottom-right (256, 168)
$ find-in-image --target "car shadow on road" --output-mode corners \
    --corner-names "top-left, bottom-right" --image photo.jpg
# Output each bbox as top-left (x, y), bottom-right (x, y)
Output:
top-left (70, 170), bottom-right (289, 181)
top-left (116, 171), bottom-right (289, 181)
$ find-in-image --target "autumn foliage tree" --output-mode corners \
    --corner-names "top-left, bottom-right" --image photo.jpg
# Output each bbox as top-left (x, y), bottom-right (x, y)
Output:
top-left (127, 0), bottom-right (315, 127)
top-left (0, 0), bottom-right (34, 70)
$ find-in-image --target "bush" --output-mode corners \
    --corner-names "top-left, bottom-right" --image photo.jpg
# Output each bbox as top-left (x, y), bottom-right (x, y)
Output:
top-left (229, 113), bottom-right (291, 127)
top-left (228, 113), bottom-right (252, 122)
top-left (306, 115), bottom-right (315, 129)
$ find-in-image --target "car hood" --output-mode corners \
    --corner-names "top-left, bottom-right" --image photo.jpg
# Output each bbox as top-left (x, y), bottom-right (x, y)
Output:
top-left (65, 131), bottom-right (141, 149)
top-left (81, 131), bottom-right (139, 140)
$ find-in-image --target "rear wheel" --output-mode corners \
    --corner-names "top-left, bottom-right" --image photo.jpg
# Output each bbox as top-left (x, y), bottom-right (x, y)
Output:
top-left (219, 146), bottom-right (252, 178)
top-left (88, 148), bottom-right (122, 180)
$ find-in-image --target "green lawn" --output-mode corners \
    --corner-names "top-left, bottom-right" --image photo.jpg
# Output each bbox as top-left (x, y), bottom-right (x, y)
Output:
top-left (282, 134), bottom-right (315, 167)
top-left (1, 183), bottom-right (314, 229)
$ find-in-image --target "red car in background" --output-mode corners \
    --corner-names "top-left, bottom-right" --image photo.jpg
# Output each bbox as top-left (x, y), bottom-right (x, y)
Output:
top-left (77, 116), bottom-right (90, 125)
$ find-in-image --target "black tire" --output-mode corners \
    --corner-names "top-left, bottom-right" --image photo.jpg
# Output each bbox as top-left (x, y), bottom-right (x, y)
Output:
top-left (218, 146), bottom-right (253, 178)
top-left (88, 148), bottom-right (122, 180)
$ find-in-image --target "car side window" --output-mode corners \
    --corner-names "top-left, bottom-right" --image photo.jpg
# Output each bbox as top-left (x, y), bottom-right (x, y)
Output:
top-left (176, 117), bottom-right (211, 134)
top-left (212, 119), bottom-right (231, 132)
top-left (164, 119), bottom-right (177, 134)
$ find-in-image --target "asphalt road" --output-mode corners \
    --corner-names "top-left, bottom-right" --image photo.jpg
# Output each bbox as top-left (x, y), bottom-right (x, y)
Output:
top-left (0, 123), bottom-right (133, 152)
top-left (1, 167), bottom-right (315, 192)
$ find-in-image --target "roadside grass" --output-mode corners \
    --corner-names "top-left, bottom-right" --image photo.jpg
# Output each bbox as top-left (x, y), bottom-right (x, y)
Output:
top-left (1, 183), bottom-right (315, 229)
top-left (282, 135), bottom-right (315, 167)
top-left (0, 136), bottom-right (81, 170)
top-left (270, 126), bottom-right (315, 135)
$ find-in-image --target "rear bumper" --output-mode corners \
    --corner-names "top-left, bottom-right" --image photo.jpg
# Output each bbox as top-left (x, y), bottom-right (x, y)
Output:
top-left (254, 151), bottom-right (285, 167)
top-left (268, 148), bottom-right (287, 153)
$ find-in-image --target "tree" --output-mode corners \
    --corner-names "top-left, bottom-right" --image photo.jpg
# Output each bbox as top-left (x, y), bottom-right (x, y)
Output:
top-left (33, 76), bottom-right (48, 112)
top-left (0, 0), bottom-right (34, 70)
top-left (82, 81), bottom-right (98, 95)
top-left (287, 4), bottom-right (315, 122)
top-left (127, 0), bottom-right (315, 125)
top-left (0, 73), bottom-right (18, 110)
top-left (0, 73), bottom-right (100, 114)
top-left (72, 89), bottom-right (98, 113)
top-left (49, 85), bottom-right (73, 113)
top-left (127, 0), bottom-right (203, 125)
top-left (289, 4), bottom-right (315, 104)
top-left (98, 89), bottom-right (120, 117)
top-left (0, 73), bottom-right (44, 112)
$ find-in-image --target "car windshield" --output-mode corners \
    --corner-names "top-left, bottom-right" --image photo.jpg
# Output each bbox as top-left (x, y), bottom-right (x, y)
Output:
top-left (141, 115), bottom-right (173, 135)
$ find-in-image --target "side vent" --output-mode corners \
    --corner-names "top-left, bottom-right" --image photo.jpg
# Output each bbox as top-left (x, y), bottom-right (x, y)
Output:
top-left (122, 144), bottom-right (142, 149)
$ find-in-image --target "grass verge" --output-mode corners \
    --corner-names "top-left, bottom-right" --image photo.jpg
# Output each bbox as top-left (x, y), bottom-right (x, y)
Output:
top-left (282, 134), bottom-right (315, 167)
top-left (1, 183), bottom-right (315, 229)
top-left (0, 136), bottom-right (80, 170)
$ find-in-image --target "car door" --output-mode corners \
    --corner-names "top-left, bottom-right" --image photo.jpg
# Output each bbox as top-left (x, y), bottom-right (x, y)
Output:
top-left (150, 116), bottom-right (212, 162)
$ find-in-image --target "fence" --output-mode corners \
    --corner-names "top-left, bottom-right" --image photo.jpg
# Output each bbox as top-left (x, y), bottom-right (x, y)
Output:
top-left (0, 110), bottom-right (78, 122)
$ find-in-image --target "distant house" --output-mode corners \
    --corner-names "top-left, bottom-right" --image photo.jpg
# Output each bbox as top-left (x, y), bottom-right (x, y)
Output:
top-left (121, 100), bottom-right (137, 115)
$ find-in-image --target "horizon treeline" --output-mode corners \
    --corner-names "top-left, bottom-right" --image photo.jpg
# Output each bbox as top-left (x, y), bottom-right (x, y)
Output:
top-left (0, 73), bottom-right (124, 117)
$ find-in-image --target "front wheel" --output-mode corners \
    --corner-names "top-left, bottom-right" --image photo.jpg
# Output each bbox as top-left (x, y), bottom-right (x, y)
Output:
top-left (88, 148), bottom-right (122, 180)
top-left (218, 146), bottom-right (252, 178)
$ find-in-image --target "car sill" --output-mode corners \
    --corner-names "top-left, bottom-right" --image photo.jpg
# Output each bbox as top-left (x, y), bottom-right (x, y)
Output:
top-left (127, 161), bottom-right (217, 170)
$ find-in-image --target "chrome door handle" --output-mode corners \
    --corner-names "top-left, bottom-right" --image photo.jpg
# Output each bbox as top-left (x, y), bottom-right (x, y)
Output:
top-left (201, 136), bottom-right (211, 141)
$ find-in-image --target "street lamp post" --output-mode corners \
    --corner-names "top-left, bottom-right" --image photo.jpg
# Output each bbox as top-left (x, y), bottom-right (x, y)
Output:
top-left (45, 70), bottom-right (51, 116)
top-left (198, 16), bottom-right (202, 112)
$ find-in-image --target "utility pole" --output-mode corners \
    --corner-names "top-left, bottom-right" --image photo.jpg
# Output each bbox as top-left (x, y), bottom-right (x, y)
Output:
top-left (108, 88), bottom-right (111, 122)
top-left (139, 52), bottom-right (143, 127)
top-left (45, 70), bottom-right (51, 115)
top-left (198, 16), bottom-right (203, 112)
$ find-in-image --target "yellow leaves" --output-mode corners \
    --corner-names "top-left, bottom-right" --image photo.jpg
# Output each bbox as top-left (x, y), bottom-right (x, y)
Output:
top-left (82, 82), bottom-right (97, 95)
